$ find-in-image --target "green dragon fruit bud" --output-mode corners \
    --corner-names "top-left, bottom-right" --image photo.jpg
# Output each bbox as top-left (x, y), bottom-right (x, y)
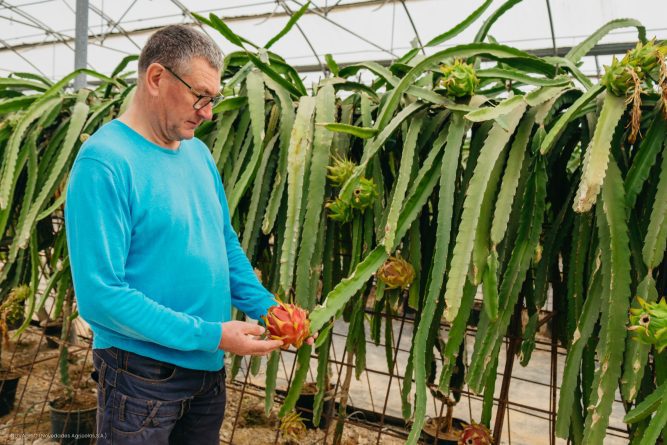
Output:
top-left (327, 155), bottom-right (356, 187)
top-left (601, 56), bottom-right (635, 96)
top-left (377, 254), bottom-right (415, 290)
top-left (629, 297), bottom-right (667, 353)
top-left (602, 40), bottom-right (667, 96)
top-left (438, 60), bottom-right (479, 98)
top-left (627, 39), bottom-right (667, 78)
top-left (350, 177), bottom-right (378, 211)
top-left (326, 197), bottom-right (353, 223)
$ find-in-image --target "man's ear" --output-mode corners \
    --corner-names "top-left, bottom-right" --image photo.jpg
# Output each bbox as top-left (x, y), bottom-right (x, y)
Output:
top-left (143, 63), bottom-right (166, 98)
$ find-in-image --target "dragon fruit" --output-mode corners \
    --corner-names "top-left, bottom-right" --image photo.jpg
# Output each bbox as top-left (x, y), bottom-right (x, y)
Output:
top-left (262, 299), bottom-right (311, 350)
top-left (629, 297), bottom-right (667, 352)
top-left (349, 177), bottom-right (378, 211)
top-left (327, 154), bottom-right (356, 187)
top-left (377, 254), bottom-right (415, 290)
top-left (458, 422), bottom-right (493, 445)
top-left (326, 197), bottom-right (353, 223)
top-left (439, 59), bottom-right (479, 98)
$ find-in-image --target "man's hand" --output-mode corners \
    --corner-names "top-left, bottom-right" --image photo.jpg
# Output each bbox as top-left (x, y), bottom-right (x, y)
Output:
top-left (218, 321), bottom-right (283, 356)
top-left (305, 332), bottom-right (317, 346)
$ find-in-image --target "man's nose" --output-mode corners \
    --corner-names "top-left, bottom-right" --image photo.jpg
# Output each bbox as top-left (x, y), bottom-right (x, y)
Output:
top-left (197, 103), bottom-right (214, 121)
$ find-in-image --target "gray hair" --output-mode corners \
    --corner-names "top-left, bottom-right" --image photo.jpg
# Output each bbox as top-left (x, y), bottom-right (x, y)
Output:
top-left (138, 25), bottom-right (223, 75)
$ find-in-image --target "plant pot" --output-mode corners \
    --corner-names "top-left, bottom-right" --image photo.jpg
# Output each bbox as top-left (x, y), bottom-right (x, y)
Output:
top-left (44, 321), bottom-right (63, 349)
top-left (49, 397), bottom-right (97, 445)
top-left (422, 416), bottom-right (467, 444)
top-left (277, 383), bottom-right (335, 429)
top-left (0, 371), bottom-right (21, 417)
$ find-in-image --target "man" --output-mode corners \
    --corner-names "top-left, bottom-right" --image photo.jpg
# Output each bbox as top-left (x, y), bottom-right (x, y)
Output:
top-left (65, 25), bottom-right (306, 444)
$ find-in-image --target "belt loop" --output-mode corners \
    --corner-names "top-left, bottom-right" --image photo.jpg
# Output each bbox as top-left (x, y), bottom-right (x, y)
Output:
top-left (99, 361), bottom-right (107, 389)
top-left (119, 394), bottom-right (127, 422)
top-left (143, 400), bottom-right (162, 427)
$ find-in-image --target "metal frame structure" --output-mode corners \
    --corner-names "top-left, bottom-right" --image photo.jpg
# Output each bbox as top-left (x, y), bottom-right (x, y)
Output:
top-left (0, 291), bottom-right (631, 445)
top-left (1, 0), bottom-right (662, 79)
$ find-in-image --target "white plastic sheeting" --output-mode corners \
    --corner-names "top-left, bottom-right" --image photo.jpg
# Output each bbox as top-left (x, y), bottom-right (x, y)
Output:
top-left (0, 0), bottom-right (665, 80)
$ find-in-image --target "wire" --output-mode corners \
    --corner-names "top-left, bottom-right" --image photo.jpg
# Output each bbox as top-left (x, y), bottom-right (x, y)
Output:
top-left (291, 0), bottom-right (398, 58)
top-left (0, 36), bottom-right (49, 76)
top-left (280, 0), bottom-right (325, 74)
top-left (399, 0), bottom-right (425, 54)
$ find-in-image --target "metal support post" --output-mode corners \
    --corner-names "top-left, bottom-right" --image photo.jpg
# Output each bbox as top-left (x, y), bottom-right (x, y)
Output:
top-left (74, 0), bottom-right (89, 89)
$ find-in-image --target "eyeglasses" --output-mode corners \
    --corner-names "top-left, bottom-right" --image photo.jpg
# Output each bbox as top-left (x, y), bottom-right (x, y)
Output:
top-left (163, 66), bottom-right (222, 110)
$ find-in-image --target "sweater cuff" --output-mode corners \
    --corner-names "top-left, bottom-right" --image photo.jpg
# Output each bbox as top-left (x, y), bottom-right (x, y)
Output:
top-left (257, 296), bottom-right (279, 323)
top-left (196, 321), bottom-right (223, 352)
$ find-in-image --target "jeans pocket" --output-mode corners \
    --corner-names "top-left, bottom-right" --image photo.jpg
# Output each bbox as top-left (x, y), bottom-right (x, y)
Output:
top-left (110, 389), bottom-right (181, 440)
top-left (122, 353), bottom-right (177, 383)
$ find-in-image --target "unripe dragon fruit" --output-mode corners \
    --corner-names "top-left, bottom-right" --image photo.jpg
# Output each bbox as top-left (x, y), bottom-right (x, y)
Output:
top-left (350, 177), bottom-right (378, 210)
top-left (327, 154), bottom-right (356, 187)
top-left (326, 197), bottom-right (353, 223)
top-left (458, 422), bottom-right (493, 445)
top-left (262, 300), bottom-right (311, 350)
top-left (439, 60), bottom-right (479, 98)
top-left (629, 297), bottom-right (667, 353)
top-left (377, 254), bottom-right (415, 290)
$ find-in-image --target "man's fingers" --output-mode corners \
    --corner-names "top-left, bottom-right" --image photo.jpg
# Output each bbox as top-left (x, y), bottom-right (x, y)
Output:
top-left (242, 323), bottom-right (265, 336)
top-left (250, 339), bottom-right (283, 354)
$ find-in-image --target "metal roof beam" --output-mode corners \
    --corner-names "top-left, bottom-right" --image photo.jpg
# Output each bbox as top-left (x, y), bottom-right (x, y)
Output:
top-left (287, 41), bottom-right (649, 73)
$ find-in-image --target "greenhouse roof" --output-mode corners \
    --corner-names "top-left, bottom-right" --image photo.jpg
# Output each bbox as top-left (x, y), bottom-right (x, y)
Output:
top-left (0, 0), bottom-right (665, 81)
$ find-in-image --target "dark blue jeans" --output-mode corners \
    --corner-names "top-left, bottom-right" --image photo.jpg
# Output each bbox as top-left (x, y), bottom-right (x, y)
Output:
top-left (92, 347), bottom-right (226, 445)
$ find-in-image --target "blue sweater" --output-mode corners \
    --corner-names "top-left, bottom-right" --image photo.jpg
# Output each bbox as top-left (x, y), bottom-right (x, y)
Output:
top-left (65, 119), bottom-right (275, 371)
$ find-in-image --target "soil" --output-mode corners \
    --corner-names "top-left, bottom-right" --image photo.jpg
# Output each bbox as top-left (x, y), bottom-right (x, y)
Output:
top-left (49, 392), bottom-right (97, 412)
top-left (0, 369), bottom-right (23, 381)
top-left (221, 383), bottom-right (407, 444)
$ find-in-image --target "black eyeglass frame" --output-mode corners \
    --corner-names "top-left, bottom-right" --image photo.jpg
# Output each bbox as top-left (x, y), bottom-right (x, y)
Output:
top-left (163, 65), bottom-right (222, 110)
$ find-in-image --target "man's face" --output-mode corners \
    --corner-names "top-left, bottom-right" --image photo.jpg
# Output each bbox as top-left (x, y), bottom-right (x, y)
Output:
top-left (160, 57), bottom-right (221, 141)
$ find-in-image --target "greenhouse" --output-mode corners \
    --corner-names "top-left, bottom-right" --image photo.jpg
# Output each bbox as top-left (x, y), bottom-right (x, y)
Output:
top-left (0, 0), bottom-right (666, 444)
